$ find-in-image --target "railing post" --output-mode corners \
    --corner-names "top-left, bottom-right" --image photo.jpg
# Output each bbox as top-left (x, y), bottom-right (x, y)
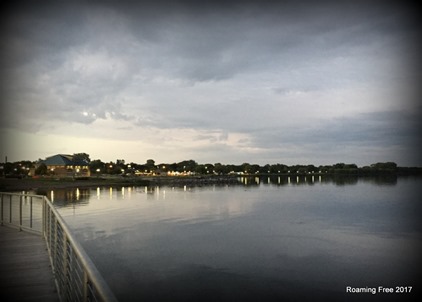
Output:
top-left (63, 232), bottom-right (69, 300)
top-left (42, 197), bottom-right (46, 238)
top-left (48, 204), bottom-right (52, 248)
top-left (1, 194), bottom-right (3, 226)
top-left (50, 208), bottom-right (53, 252)
top-left (9, 195), bottom-right (12, 224)
top-left (45, 197), bottom-right (49, 242)
top-left (30, 196), bottom-right (33, 229)
top-left (19, 195), bottom-right (23, 231)
top-left (83, 271), bottom-right (88, 302)
top-left (53, 215), bottom-right (58, 273)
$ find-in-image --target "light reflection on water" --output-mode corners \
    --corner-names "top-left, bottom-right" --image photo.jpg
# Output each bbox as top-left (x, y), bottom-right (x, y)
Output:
top-left (43, 176), bottom-right (421, 301)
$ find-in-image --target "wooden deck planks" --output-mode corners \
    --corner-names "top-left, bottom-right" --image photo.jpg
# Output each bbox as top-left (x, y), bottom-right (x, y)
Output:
top-left (0, 226), bottom-right (59, 302)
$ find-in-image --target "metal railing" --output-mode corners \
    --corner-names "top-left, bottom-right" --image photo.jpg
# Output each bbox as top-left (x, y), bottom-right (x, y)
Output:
top-left (0, 192), bottom-right (118, 302)
top-left (0, 192), bottom-right (44, 234)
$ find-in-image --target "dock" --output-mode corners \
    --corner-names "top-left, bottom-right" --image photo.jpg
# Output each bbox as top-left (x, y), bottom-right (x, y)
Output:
top-left (0, 226), bottom-right (59, 301)
top-left (0, 192), bottom-right (118, 302)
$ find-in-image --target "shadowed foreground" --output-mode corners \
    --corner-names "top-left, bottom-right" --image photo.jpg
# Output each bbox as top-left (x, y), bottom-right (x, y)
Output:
top-left (0, 226), bottom-right (59, 302)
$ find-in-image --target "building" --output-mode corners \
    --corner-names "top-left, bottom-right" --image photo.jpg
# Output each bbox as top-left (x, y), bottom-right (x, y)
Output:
top-left (38, 154), bottom-right (91, 178)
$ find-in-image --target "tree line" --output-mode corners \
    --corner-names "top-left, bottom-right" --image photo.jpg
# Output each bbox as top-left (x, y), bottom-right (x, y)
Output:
top-left (1, 153), bottom-right (421, 177)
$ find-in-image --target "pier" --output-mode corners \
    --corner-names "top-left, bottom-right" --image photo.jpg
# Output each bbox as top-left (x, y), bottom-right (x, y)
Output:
top-left (0, 226), bottom-right (58, 301)
top-left (0, 192), bottom-right (118, 302)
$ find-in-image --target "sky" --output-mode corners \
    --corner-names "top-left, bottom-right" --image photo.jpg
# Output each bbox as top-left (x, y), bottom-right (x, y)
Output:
top-left (1, 0), bottom-right (421, 166)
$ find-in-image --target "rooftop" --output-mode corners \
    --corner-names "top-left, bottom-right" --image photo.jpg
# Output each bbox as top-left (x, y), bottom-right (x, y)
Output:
top-left (40, 154), bottom-right (88, 166)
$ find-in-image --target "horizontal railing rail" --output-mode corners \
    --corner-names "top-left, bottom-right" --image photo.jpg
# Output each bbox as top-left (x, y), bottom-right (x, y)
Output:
top-left (0, 192), bottom-right (44, 234)
top-left (0, 192), bottom-right (118, 302)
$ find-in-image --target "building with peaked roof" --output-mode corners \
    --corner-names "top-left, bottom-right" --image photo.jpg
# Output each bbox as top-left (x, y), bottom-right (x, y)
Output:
top-left (38, 154), bottom-right (90, 178)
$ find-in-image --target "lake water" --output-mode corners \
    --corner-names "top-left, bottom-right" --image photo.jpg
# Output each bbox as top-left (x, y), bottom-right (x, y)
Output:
top-left (47, 176), bottom-right (421, 301)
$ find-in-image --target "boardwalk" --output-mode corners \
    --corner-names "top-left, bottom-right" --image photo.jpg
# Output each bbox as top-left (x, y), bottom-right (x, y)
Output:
top-left (0, 226), bottom-right (59, 302)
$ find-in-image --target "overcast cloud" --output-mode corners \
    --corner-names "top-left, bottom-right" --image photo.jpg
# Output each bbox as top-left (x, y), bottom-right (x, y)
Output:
top-left (1, 0), bottom-right (421, 166)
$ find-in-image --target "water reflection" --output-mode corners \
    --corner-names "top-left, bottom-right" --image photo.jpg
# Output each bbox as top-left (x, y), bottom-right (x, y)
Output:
top-left (41, 175), bottom-right (400, 208)
top-left (53, 177), bottom-right (421, 302)
top-left (43, 188), bottom-right (92, 204)
top-left (239, 175), bottom-right (398, 186)
top-left (42, 186), bottom-right (141, 206)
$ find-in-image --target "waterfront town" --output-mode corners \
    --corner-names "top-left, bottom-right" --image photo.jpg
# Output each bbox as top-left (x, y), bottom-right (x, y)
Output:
top-left (1, 153), bottom-right (420, 180)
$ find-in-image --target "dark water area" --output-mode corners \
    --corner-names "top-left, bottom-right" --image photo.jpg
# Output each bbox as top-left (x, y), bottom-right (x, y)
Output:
top-left (47, 176), bottom-right (421, 301)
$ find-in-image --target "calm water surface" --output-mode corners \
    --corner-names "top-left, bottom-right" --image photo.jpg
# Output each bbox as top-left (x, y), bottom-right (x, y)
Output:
top-left (48, 176), bottom-right (421, 301)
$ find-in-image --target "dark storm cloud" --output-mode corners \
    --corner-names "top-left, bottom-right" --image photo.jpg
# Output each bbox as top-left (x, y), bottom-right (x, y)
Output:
top-left (110, 0), bottom-right (414, 83)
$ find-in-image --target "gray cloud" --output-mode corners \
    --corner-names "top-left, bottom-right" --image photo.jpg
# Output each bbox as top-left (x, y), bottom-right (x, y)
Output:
top-left (251, 109), bottom-right (421, 147)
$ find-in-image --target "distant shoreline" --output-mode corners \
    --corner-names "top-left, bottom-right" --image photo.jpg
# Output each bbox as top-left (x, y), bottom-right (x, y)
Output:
top-left (0, 175), bottom-right (241, 191)
top-left (1, 172), bottom-right (421, 192)
top-left (0, 177), bottom-right (149, 192)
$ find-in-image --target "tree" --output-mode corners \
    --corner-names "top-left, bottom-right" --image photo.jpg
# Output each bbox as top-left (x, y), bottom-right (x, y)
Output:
top-left (205, 164), bottom-right (214, 174)
top-left (250, 164), bottom-right (260, 174)
top-left (89, 160), bottom-right (105, 173)
top-left (333, 163), bottom-right (345, 169)
top-left (371, 162), bottom-right (397, 172)
top-left (195, 164), bottom-right (207, 174)
top-left (145, 159), bottom-right (156, 172)
top-left (271, 164), bottom-right (288, 173)
top-left (106, 162), bottom-right (122, 175)
top-left (177, 160), bottom-right (197, 172)
top-left (35, 163), bottom-right (47, 175)
top-left (214, 163), bottom-right (224, 175)
top-left (241, 163), bottom-right (251, 174)
top-left (306, 165), bottom-right (317, 173)
top-left (261, 164), bottom-right (271, 174)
